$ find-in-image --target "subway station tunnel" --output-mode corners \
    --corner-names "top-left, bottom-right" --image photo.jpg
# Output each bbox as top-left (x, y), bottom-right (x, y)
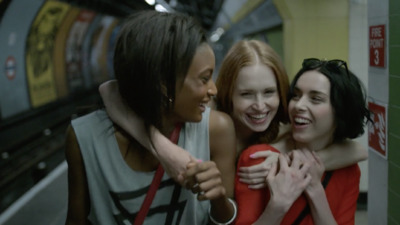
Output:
top-left (0, 0), bottom-right (399, 224)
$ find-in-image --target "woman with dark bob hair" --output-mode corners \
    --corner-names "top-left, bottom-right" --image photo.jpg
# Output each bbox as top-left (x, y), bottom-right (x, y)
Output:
top-left (289, 58), bottom-right (371, 142)
top-left (247, 58), bottom-right (372, 224)
top-left (65, 11), bottom-right (236, 225)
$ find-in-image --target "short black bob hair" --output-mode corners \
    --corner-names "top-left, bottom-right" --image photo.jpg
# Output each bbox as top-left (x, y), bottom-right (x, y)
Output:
top-left (288, 59), bottom-right (372, 141)
top-left (113, 10), bottom-right (207, 131)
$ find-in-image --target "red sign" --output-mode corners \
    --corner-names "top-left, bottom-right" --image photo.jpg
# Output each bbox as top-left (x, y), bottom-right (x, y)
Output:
top-left (5, 55), bottom-right (16, 80)
top-left (368, 101), bottom-right (387, 158)
top-left (369, 25), bottom-right (385, 67)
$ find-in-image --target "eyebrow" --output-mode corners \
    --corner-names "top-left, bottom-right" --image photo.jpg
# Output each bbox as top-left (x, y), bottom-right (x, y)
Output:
top-left (294, 87), bottom-right (329, 96)
top-left (237, 84), bottom-right (277, 90)
top-left (198, 68), bottom-right (213, 76)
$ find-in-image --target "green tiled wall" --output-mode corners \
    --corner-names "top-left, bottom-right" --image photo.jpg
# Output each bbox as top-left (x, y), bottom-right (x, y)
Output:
top-left (388, 133), bottom-right (400, 162)
top-left (388, 106), bottom-right (400, 138)
top-left (388, 166), bottom-right (400, 223)
top-left (389, 0), bottom-right (400, 15)
top-left (388, 0), bottom-right (400, 223)
top-left (389, 46), bottom-right (400, 75)
top-left (388, 162), bottom-right (400, 195)
top-left (389, 15), bottom-right (400, 46)
top-left (389, 76), bottom-right (400, 106)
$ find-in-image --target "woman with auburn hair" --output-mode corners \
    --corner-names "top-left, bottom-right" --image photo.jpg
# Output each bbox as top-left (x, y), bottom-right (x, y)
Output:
top-left (215, 40), bottom-right (289, 150)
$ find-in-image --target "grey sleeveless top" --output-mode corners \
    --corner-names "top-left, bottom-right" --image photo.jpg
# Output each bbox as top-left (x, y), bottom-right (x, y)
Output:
top-left (71, 108), bottom-right (211, 225)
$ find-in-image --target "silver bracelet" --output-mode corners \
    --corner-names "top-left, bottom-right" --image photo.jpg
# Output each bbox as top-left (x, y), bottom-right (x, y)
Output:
top-left (208, 198), bottom-right (237, 225)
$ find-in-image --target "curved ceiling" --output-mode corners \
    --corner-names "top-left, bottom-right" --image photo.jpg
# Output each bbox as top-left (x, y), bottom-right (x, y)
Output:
top-left (60, 0), bottom-right (225, 31)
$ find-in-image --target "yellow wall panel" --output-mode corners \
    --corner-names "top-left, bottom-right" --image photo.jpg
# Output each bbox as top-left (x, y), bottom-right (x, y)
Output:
top-left (25, 0), bottom-right (70, 107)
top-left (273, 0), bottom-right (349, 79)
top-left (53, 7), bottom-right (80, 99)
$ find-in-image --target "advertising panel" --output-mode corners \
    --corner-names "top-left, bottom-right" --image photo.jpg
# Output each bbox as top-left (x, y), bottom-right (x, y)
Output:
top-left (25, 1), bottom-right (70, 107)
top-left (65, 9), bottom-right (96, 94)
top-left (53, 7), bottom-right (80, 99)
top-left (89, 16), bottom-right (116, 86)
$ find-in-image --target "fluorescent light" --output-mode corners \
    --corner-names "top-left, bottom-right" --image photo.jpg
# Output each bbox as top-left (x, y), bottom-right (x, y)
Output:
top-left (145, 0), bottom-right (155, 5)
top-left (210, 27), bottom-right (225, 42)
top-left (155, 4), bottom-right (168, 12)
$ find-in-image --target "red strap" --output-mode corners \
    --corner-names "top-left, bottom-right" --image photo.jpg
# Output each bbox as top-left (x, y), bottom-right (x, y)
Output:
top-left (133, 124), bottom-right (182, 225)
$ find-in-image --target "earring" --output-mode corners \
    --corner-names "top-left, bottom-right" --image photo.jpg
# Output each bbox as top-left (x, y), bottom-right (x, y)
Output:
top-left (169, 98), bottom-right (173, 103)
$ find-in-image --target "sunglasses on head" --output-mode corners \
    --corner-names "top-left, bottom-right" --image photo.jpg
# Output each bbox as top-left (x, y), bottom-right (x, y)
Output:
top-left (302, 58), bottom-right (349, 77)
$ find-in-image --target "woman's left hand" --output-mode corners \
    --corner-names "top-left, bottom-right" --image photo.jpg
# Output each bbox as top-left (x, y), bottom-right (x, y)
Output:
top-left (183, 160), bottom-right (226, 201)
top-left (238, 150), bottom-right (279, 189)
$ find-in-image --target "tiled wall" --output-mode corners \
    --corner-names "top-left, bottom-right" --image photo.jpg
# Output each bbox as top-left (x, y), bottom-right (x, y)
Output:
top-left (388, 0), bottom-right (400, 224)
top-left (368, 0), bottom-right (389, 224)
top-left (349, 0), bottom-right (369, 192)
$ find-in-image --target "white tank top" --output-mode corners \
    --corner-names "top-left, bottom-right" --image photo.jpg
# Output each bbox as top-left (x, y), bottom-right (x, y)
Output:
top-left (71, 108), bottom-right (211, 225)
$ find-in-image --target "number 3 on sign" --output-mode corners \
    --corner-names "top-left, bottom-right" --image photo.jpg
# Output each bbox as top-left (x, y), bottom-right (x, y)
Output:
top-left (374, 49), bottom-right (379, 65)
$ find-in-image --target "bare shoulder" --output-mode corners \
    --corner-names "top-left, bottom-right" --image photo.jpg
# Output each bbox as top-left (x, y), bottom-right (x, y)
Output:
top-left (209, 109), bottom-right (235, 135)
top-left (65, 124), bottom-right (81, 162)
top-left (208, 109), bottom-right (236, 157)
top-left (270, 130), bottom-right (294, 154)
top-left (65, 124), bottom-right (87, 180)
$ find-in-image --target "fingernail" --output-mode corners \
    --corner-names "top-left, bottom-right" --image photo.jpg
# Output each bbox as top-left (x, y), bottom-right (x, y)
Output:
top-left (249, 153), bottom-right (255, 158)
top-left (197, 159), bottom-right (203, 163)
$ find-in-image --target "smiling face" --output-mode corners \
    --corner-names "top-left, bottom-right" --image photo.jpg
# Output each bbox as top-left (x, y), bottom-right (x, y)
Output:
top-left (288, 70), bottom-right (336, 150)
top-left (172, 43), bottom-right (217, 123)
top-left (231, 63), bottom-right (279, 139)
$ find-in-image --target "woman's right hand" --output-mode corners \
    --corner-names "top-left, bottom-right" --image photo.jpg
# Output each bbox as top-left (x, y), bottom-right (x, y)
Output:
top-left (289, 149), bottom-right (325, 192)
top-left (253, 154), bottom-right (312, 225)
top-left (266, 154), bottom-right (311, 210)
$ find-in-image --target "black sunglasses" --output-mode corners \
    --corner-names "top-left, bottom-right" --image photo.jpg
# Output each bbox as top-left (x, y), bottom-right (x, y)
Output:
top-left (302, 58), bottom-right (349, 77)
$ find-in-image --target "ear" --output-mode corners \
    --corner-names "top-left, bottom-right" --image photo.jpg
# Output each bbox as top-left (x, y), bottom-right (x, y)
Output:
top-left (161, 84), bottom-right (173, 106)
top-left (161, 84), bottom-right (168, 97)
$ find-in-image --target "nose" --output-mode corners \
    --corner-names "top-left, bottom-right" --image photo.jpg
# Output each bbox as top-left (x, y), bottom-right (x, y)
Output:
top-left (207, 80), bottom-right (217, 97)
top-left (252, 95), bottom-right (265, 110)
top-left (293, 96), bottom-right (307, 111)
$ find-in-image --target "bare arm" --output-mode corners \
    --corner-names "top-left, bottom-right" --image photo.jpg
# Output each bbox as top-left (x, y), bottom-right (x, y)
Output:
top-left (240, 137), bottom-right (367, 188)
top-left (209, 110), bottom-right (236, 197)
top-left (209, 110), bottom-right (236, 223)
top-left (184, 110), bottom-right (236, 223)
top-left (65, 125), bottom-right (91, 225)
top-left (99, 80), bottom-right (196, 183)
top-left (317, 139), bottom-right (367, 171)
top-left (305, 184), bottom-right (337, 225)
top-left (297, 149), bottom-right (337, 225)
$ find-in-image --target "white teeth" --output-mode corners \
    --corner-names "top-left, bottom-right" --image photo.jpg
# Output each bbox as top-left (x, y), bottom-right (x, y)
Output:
top-left (294, 117), bottom-right (310, 124)
top-left (249, 114), bottom-right (266, 119)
